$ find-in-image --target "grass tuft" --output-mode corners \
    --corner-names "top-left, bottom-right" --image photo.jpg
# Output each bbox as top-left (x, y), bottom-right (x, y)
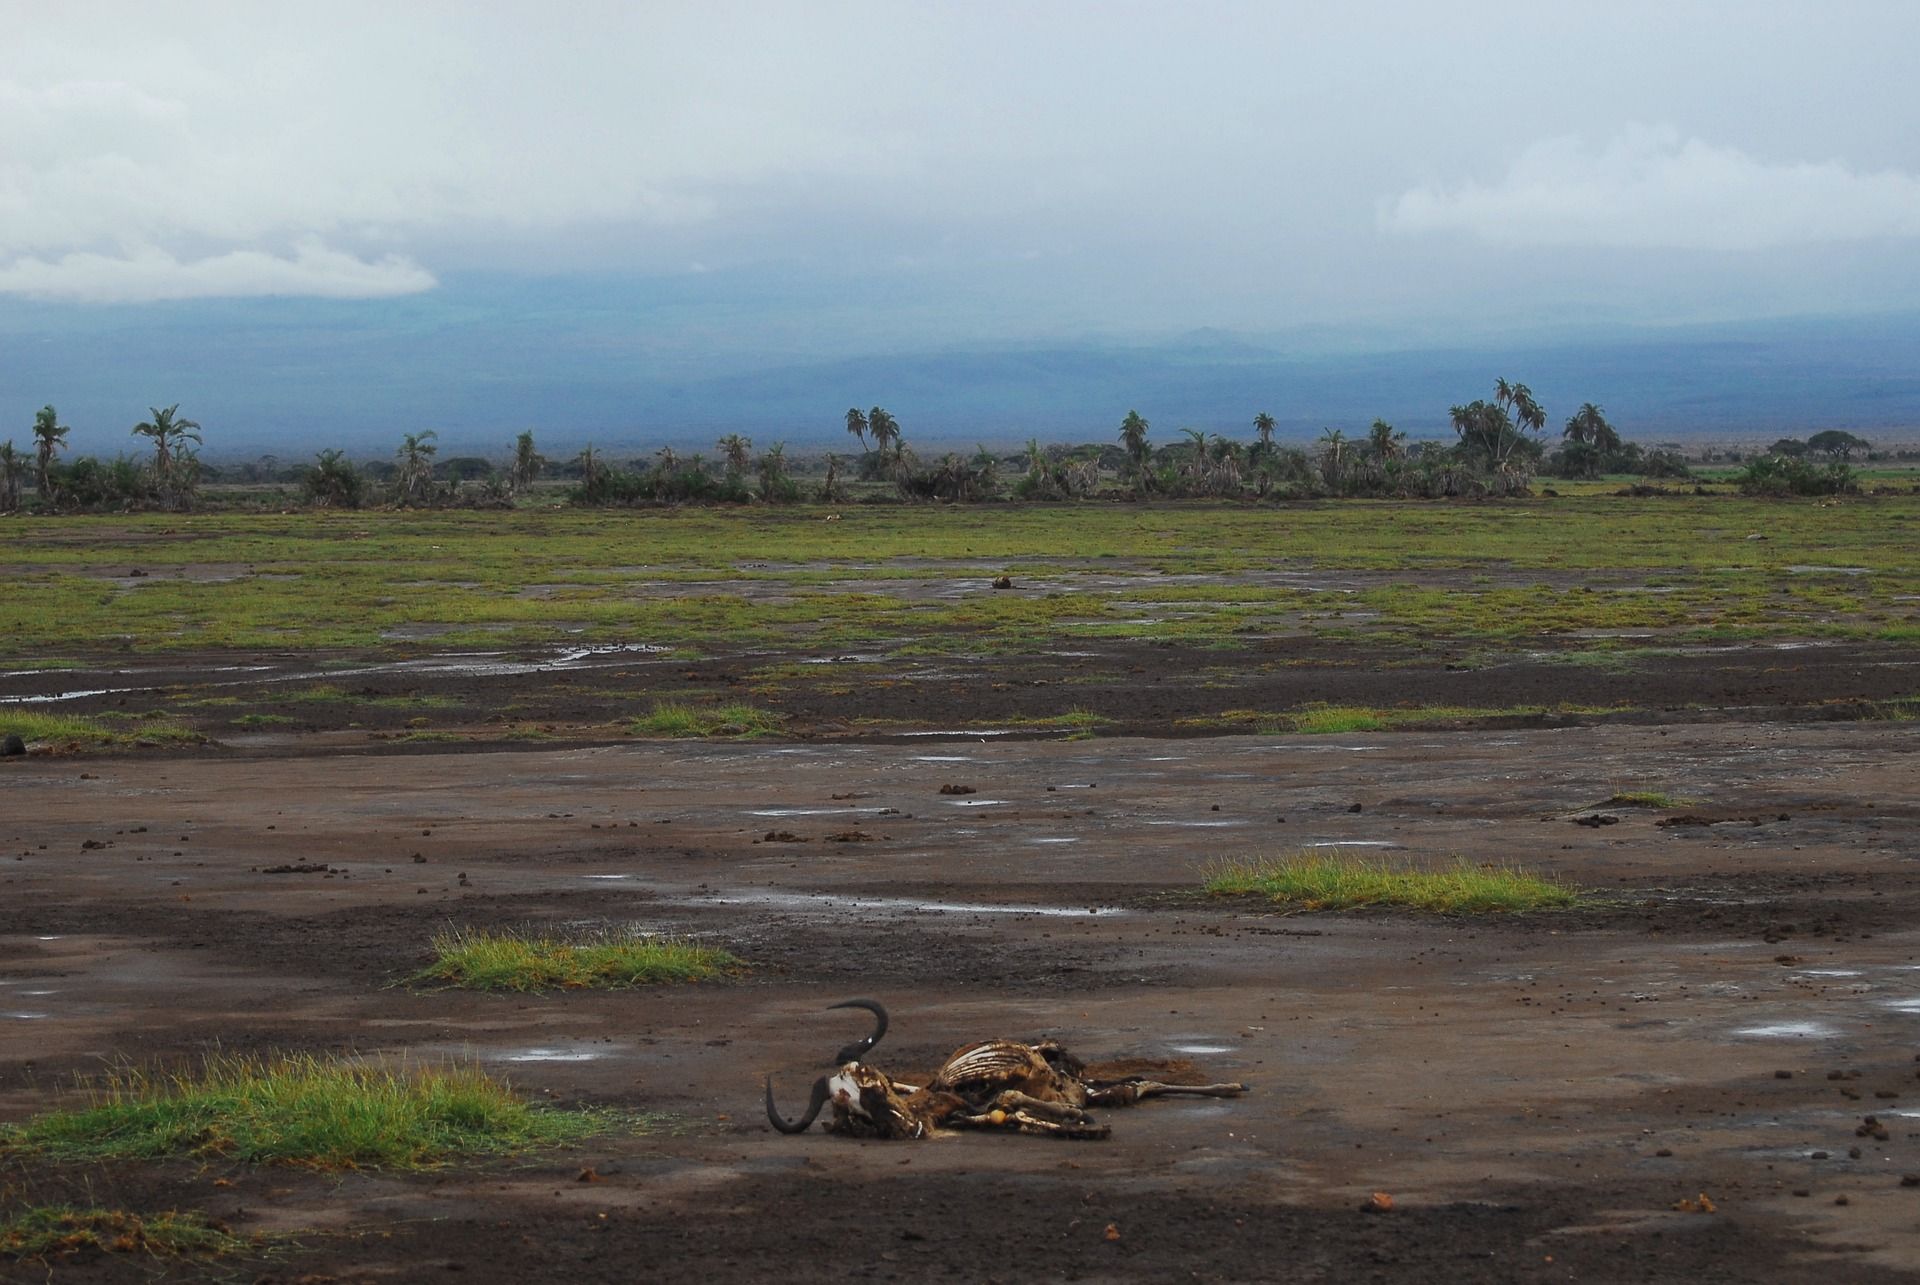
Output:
top-left (1289, 705), bottom-right (1385, 734)
top-left (0, 709), bottom-right (201, 748)
top-left (0, 1206), bottom-right (248, 1261)
top-left (629, 701), bottom-right (783, 738)
top-left (1605, 790), bottom-right (1698, 808)
top-left (0, 1054), bottom-right (605, 1169)
top-left (1205, 851), bottom-right (1576, 913)
top-left (415, 927), bottom-right (741, 992)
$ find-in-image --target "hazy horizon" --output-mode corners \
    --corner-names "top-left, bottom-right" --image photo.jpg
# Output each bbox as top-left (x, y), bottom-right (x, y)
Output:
top-left (6, 3), bottom-right (1920, 455)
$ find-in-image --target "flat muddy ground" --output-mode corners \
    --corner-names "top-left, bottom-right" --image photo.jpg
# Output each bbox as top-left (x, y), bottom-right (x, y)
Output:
top-left (3, 502), bottom-right (1919, 1281)
top-left (5, 711), bottom-right (1920, 1281)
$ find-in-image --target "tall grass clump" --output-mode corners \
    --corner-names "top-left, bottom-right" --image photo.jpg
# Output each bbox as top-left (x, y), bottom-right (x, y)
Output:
top-left (1, 1206), bottom-right (248, 1261)
top-left (629, 701), bottom-right (783, 738)
top-left (0, 1054), bottom-right (600, 1169)
top-left (1605, 789), bottom-right (1698, 808)
top-left (1205, 851), bottom-right (1576, 913)
top-left (415, 927), bottom-right (740, 992)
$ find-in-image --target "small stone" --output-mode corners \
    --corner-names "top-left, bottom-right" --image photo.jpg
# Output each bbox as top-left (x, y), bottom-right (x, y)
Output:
top-left (1834, 1195), bottom-right (1850, 1206)
top-left (1813, 1151), bottom-right (1830, 1160)
top-left (1774, 1070), bottom-right (1793, 1079)
top-left (1655, 1148), bottom-right (1674, 1158)
top-left (1903, 1175), bottom-right (1920, 1188)
top-left (1361, 1192), bottom-right (1393, 1213)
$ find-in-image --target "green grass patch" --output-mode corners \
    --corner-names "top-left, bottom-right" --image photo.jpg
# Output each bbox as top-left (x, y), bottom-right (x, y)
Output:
top-left (1605, 790), bottom-right (1698, 808)
top-left (1205, 852), bottom-right (1577, 913)
top-left (629, 701), bottom-right (784, 738)
top-left (415, 928), bottom-right (740, 992)
top-left (0, 709), bottom-right (202, 748)
top-left (0, 1054), bottom-right (605, 1169)
top-left (1, 1205), bottom-right (249, 1261)
top-left (231, 713), bottom-right (296, 727)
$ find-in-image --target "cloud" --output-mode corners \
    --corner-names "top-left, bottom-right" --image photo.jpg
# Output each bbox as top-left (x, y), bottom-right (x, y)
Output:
top-left (1380, 125), bottom-right (1920, 251)
top-left (0, 243), bottom-right (437, 303)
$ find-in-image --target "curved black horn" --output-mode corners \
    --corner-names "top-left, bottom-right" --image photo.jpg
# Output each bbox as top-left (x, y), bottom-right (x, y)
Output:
top-left (828, 998), bottom-right (889, 1064)
top-left (765, 1074), bottom-right (832, 1134)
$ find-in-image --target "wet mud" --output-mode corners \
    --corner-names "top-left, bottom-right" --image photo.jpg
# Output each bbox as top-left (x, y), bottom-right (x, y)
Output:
top-left (3, 698), bottom-right (1920, 1279)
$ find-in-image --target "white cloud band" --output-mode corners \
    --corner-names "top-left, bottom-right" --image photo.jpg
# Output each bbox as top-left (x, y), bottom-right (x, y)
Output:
top-left (0, 243), bottom-right (437, 303)
top-left (1381, 125), bottom-right (1920, 251)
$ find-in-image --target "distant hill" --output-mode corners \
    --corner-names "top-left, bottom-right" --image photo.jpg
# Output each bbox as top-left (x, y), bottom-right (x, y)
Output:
top-left (3, 282), bottom-right (1917, 458)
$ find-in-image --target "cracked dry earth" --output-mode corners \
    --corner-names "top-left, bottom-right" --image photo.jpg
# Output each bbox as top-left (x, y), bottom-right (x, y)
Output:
top-left (3, 718), bottom-right (1920, 1282)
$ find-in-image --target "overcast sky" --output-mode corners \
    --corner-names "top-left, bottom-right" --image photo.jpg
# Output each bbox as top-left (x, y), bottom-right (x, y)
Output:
top-left (6, 2), bottom-right (1920, 350)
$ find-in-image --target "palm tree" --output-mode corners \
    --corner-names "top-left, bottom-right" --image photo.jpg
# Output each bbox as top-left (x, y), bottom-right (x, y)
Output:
top-left (1118, 410), bottom-right (1151, 489)
top-left (1180, 427), bottom-right (1210, 490)
top-left (31, 405), bottom-right (68, 498)
top-left (845, 408), bottom-right (869, 453)
top-left (1252, 412), bottom-right (1276, 460)
top-left (302, 448), bottom-right (364, 508)
top-left (867, 408), bottom-right (900, 463)
top-left (0, 440), bottom-right (21, 510)
top-left (718, 433), bottom-right (752, 480)
top-left (1317, 427), bottom-right (1348, 488)
top-left (395, 430), bottom-right (439, 505)
top-left (1367, 418), bottom-right (1404, 463)
top-left (757, 441), bottom-right (791, 501)
top-left (575, 444), bottom-right (604, 494)
top-left (1563, 403), bottom-right (1619, 452)
top-left (130, 404), bottom-right (202, 495)
top-left (1211, 436), bottom-right (1243, 492)
top-left (509, 430), bottom-right (544, 493)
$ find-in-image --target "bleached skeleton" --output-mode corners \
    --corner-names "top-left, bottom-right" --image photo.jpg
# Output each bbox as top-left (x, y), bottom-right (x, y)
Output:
top-left (764, 999), bottom-right (1247, 1141)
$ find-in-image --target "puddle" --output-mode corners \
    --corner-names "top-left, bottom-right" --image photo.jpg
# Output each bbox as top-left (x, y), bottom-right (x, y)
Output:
top-left (1732, 1022), bottom-right (1839, 1039)
top-left (894, 729), bottom-right (1019, 738)
top-left (747, 808), bottom-right (872, 818)
top-left (499, 1047), bottom-right (610, 1063)
top-left (697, 889), bottom-right (1121, 918)
top-left (912, 755), bottom-right (975, 763)
top-left (1879, 999), bottom-right (1920, 1013)
top-left (1301, 840), bottom-right (1400, 849)
top-left (1794, 969), bottom-right (1862, 978)
top-left (0, 643), bottom-right (673, 705)
top-left (1143, 819), bottom-right (1247, 828)
top-left (1028, 837), bottom-right (1080, 845)
top-left (1785, 565), bottom-right (1870, 576)
top-left (3, 1012), bottom-right (50, 1020)
top-left (946, 798), bottom-right (1012, 807)
top-left (1169, 1043), bottom-right (1234, 1055)
top-left (582, 874), bottom-right (632, 881)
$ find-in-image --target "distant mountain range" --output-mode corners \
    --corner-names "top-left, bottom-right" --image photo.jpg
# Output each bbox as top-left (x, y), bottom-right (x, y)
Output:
top-left (4, 281), bottom-right (1917, 458)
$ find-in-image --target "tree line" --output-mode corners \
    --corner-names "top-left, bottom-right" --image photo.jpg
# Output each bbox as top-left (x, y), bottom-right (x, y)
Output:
top-left (1, 383), bottom-right (1871, 514)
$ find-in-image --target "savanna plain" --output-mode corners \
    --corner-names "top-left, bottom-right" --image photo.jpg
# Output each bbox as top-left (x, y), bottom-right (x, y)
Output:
top-left (3, 495), bottom-right (1920, 1282)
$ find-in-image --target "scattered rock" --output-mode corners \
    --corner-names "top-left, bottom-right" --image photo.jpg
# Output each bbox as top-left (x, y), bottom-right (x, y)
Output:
top-left (260, 863), bottom-right (331, 875)
top-left (992, 576), bottom-right (1014, 590)
top-left (1903, 1175), bottom-right (1920, 1188)
top-left (127, 567), bottom-right (148, 577)
top-left (1573, 813), bottom-right (1620, 828)
top-left (1346, 803), bottom-right (1363, 813)
top-left (1360, 1191), bottom-right (1393, 1213)
top-left (1774, 1070), bottom-right (1794, 1079)
top-left (823, 830), bottom-right (877, 843)
top-left (939, 784), bottom-right (977, 795)
top-left (763, 830), bottom-right (808, 843)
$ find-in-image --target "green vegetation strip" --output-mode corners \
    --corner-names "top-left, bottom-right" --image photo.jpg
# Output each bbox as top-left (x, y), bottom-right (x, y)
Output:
top-left (630, 701), bottom-right (783, 737)
top-left (0, 1054), bottom-right (606, 1169)
top-left (1205, 852), bottom-right (1577, 913)
top-left (1, 1206), bottom-right (248, 1261)
top-left (1605, 790), bottom-right (1698, 808)
top-left (415, 928), bottom-right (740, 992)
top-left (0, 710), bottom-right (201, 748)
